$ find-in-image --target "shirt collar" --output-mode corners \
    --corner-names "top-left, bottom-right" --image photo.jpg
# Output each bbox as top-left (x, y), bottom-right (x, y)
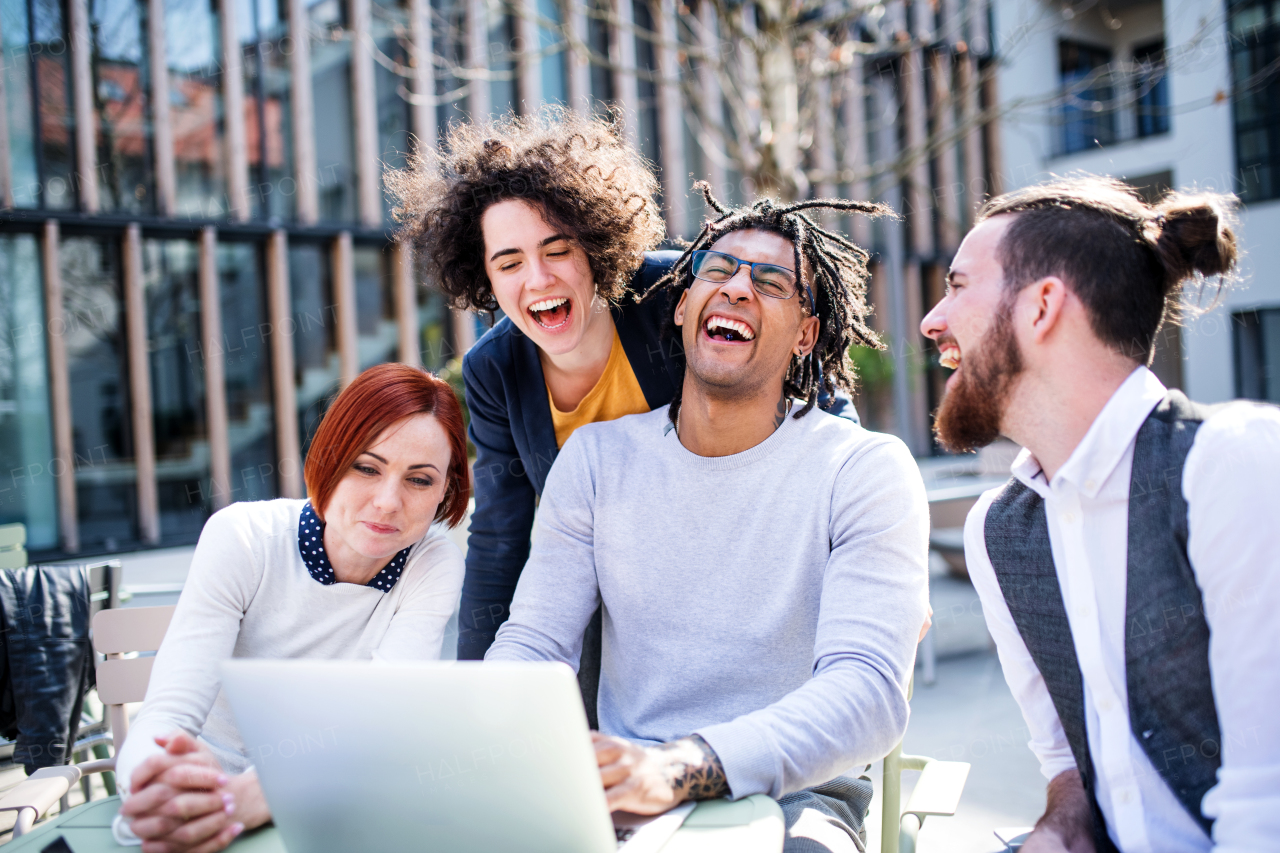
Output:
top-left (297, 501), bottom-right (410, 592)
top-left (1010, 366), bottom-right (1167, 499)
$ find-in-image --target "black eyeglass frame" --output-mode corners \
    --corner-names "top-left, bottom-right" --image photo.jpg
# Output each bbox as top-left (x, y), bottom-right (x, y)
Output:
top-left (688, 250), bottom-right (814, 311)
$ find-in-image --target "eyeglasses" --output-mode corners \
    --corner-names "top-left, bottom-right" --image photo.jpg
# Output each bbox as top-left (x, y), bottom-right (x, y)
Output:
top-left (690, 250), bottom-right (802, 302)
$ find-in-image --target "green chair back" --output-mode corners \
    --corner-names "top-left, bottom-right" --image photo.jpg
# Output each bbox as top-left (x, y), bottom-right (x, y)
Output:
top-left (0, 524), bottom-right (27, 570)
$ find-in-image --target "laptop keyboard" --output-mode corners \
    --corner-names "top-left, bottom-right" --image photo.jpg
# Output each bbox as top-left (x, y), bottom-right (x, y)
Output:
top-left (615, 826), bottom-right (637, 848)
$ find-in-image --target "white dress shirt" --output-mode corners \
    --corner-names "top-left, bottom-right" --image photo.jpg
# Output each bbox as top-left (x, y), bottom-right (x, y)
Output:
top-left (965, 367), bottom-right (1280, 853)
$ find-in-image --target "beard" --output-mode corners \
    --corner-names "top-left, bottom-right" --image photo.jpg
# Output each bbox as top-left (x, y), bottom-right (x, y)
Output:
top-left (933, 303), bottom-right (1023, 454)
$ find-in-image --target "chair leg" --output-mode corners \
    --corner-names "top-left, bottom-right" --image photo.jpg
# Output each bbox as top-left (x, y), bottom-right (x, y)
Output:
top-left (13, 807), bottom-right (38, 837)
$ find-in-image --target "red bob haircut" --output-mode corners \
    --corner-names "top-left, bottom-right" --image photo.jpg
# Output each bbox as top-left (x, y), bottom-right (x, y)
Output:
top-left (303, 363), bottom-right (470, 529)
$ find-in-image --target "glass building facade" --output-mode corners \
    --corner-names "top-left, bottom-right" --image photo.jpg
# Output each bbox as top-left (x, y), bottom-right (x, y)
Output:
top-left (2, 0), bottom-right (1001, 554)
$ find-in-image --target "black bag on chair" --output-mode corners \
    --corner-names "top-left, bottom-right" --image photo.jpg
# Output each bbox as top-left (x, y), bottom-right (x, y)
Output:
top-left (0, 565), bottom-right (96, 774)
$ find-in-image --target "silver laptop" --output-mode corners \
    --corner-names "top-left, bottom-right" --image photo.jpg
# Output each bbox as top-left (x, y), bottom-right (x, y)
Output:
top-left (221, 660), bottom-right (693, 853)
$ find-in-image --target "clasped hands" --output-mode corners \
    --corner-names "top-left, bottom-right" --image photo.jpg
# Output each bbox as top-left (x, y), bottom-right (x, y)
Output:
top-left (118, 732), bottom-right (270, 853)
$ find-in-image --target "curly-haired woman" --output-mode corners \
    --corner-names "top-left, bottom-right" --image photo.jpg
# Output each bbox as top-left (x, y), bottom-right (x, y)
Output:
top-left (388, 109), bottom-right (684, 723)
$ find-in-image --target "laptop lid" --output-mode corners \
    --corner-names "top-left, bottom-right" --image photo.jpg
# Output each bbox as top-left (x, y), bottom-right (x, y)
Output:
top-left (221, 659), bottom-right (618, 853)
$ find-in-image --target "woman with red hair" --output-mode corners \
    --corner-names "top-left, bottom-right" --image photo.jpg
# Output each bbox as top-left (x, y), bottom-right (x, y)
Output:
top-left (112, 363), bottom-right (470, 852)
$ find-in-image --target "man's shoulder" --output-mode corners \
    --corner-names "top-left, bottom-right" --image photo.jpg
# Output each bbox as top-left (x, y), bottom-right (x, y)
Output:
top-left (798, 407), bottom-right (909, 467)
top-left (564, 407), bottom-right (671, 456)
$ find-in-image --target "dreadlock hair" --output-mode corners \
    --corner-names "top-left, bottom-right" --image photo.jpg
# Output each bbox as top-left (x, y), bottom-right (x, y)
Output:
top-left (644, 182), bottom-right (894, 425)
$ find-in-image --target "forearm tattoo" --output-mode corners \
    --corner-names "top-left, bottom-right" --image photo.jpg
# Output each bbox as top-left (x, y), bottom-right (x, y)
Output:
top-left (657, 735), bottom-right (730, 802)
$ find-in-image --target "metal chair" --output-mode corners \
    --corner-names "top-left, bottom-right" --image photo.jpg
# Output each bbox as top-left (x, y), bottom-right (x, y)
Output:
top-left (878, 675), bottom-right (972, 853)
top-left (0, 605), bottom-right (175, 836)
top-left (0, 524), bottom-right (26, 570)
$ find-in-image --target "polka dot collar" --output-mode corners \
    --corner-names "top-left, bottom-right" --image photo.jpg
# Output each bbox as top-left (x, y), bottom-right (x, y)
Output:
top-left (297, 502), bottom-right (410, 593)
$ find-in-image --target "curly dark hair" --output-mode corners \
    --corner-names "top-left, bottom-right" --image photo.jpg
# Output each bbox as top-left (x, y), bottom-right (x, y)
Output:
top-left (387, 107), bottom-right (666, 313)
top-left (645, 183), bottom-right (893, 421)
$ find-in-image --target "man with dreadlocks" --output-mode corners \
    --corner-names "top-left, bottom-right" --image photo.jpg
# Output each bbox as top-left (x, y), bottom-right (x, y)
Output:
top-left (487, 184), bottom-right (931, 852)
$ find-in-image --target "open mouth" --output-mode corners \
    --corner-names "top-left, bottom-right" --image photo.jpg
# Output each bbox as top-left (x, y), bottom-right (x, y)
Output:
top-left (528, 297), bottom-right (572, 330)
top-left (703, 315), bottom-right (755, 343)
top-left (939, 343), bottom-right (961, 371)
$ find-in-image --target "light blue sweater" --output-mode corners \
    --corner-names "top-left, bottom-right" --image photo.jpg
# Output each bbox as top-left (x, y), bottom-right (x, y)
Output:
top-left (486, 405), bottom-right (930, 799)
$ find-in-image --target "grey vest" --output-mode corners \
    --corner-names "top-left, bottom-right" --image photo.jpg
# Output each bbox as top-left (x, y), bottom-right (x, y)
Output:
top-left (984, 390), bottom-right (1221, 850)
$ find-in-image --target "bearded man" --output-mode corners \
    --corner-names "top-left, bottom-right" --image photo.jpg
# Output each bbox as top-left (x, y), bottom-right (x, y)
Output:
top-left (921, 177), bottom-right (1280, 853)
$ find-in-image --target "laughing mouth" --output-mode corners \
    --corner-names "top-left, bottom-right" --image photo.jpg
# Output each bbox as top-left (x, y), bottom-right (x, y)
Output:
top-left (529, 297), bottom-right (572, 330)
top-left (703, 315), bottom-right (755, 343)
top-left (939, 344), bottom-right (961, 370)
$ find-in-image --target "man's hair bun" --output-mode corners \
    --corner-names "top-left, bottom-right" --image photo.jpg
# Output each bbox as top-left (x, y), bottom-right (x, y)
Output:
top-left (1152, 193), bottom-right (1238, 292)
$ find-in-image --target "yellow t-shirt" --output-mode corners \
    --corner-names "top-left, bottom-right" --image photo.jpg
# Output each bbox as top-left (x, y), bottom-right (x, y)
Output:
top-left (548, 330), bottom-right (650, 448)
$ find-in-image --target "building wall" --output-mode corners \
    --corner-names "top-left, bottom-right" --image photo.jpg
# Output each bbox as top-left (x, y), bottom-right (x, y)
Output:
top-left (993, 0), bottom-right (1280, 402)
top-left (0, 0), bottom-right (1002, 557)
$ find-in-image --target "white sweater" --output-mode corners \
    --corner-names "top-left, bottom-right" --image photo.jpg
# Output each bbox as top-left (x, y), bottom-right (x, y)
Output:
top-left (115, 499), bottom-right (464, 790)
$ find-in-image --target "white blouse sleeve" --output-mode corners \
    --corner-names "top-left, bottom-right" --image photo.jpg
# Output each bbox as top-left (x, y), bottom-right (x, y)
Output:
top-left (113, 503), bottom-right (265, 796)
top-left (373, 533), bottom-right (465, 662)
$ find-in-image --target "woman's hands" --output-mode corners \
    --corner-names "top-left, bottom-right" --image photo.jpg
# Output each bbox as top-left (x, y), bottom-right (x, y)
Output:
top-left (119, 731), bottom-right (271, 853)
top-left (592, 732), bottom-right (729, 815)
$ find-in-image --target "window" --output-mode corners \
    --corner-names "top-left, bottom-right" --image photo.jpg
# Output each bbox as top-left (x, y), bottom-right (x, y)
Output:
top-left (1230, 0), bottom-right (1280, 201)
top-left (91, 0), bottom-right (156, 213)
top-left (354, 244), bottom-right (398, 370)
top-left (240, 0), bottom-right (295, 220)
top-left (1133, 39), bottom-right (1169, 138)
top-left (143, 238), bottom-right (213, 542)
top-left (166, 0), bottom-right (226, 217)
top-left (309, 0), bottom-right (357, 222)
top-left (1059, 40), bottom-right (1115, 155)
top-left (1235, 308), bottom-right (1280, 402)
top-left (288, 242), bottom-right (338, 455)
top-left (61, 236), bottom-right (141, 551)
top-left (431, 0), bottom-right (467, 136)
top-left (372, 0), bottom-right (411, 221)
top-left (2, 0), bottom-right (77, 209)
top-left (537, 0), bottom-right (566, 105)
top-left (0, 234), bottom-right (58, 550)
top-left (218, 241), bottom-right (278, 501)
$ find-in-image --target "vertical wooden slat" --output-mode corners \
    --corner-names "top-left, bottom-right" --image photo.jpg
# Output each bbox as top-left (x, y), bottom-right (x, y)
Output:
top-left (466, 0), bottom-right (490, 120)
top-left (393, 241), bottom-right (421, 367)
top-left (148, 0), bottom-right (176, 215)
top-left (266, 230), bottom-right (303, 498)
top-left (42, 221), bottom-right (78, 553)
top-left (695, 1), bottom-right (725, 202)
top-left (609, 0), bottom-right (640, 149)
top-left (654, 0), bottom-right (684, 238)
top-left (199, 227), bottom-right (231, 510)
top-left (517, 0), bottom-right (541, 113)
top-left (409, 0), bottom-right (437, 150)
top-left (351, 0), bottom-right (381, 227)
top-left (221, 0), bottom-right (250, 220)
top-left (842, 55), bottom-right (871, 247)
top-left (452, 309), bottom-right (476, 356)
top-left (0, 14), bottom-right (12, 208)
top-left (124, 225), bottom-right (159, 544)
top-left (69, 0), bottom-right (98, 212)
top-left (289, 0), bottom-right (319, 223)
top-left (931, 50), bottom-right (960, 252)
top-left (902, 47), bottom-right (933, 259)
top-left (957, 48), bottom-right (984, 219)
top-left (813, 75), bottom-right (837, 228)
top-left (564, 0), bottom-right (590, 115)
top-left (981, 63), bottom-right (1003, 196)
top-left (333, 232), bottom-right (358, 387)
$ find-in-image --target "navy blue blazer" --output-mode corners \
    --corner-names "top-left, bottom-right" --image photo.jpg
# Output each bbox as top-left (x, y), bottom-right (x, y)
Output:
top-left (457, 251), bottom-right (685, 660)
